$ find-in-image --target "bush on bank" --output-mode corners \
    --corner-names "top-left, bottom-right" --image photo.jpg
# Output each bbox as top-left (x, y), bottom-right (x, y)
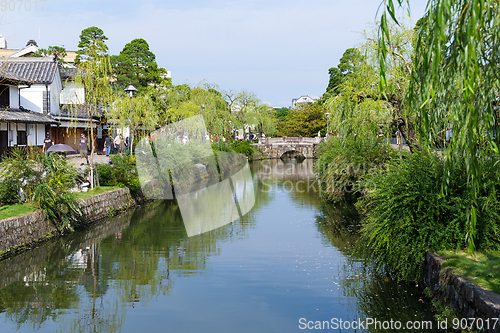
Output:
top-left (316, 136), bottom-right (397, 201)
top-left (0, 148), bottom-right (81, 231)
top-left (356, 152), bottom-right (500, 283)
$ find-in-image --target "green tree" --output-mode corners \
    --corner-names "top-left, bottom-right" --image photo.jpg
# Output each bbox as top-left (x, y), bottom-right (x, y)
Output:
top-left (71, 49), bottom-right (114, 189)
top-left (75, 26), bottom-right (108, 64)
top-left (325, 22), bottom-right (415, 151)
top-left (111, 38), bottom-right (166, 90)
top-left (34, 46), bottom-right (67, 64)
top-left (108, 92), bottom-right (158, 155)
top-left (379, 1), bottom-right (500, 251)
top-left (274, 107), bottom-right (289, 120)
top-left (278, 102), bottom-right (327, 137)
top-left (324, 48), bottom-right (362, 98)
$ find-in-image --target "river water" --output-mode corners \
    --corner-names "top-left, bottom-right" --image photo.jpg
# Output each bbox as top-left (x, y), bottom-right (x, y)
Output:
top-left (0, 159), bottom-right (436, 333)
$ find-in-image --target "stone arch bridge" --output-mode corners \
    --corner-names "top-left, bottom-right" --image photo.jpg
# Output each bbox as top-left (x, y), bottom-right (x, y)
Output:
top-left (253, 137), bottom-right (323, 159)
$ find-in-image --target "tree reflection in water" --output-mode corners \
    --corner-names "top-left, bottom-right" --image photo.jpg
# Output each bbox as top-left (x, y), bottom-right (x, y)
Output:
top-left (316, 201), bottom-right (436, 332)
top-left (0, 195), bottom-right (258, 332)
top-left (0, 159), bottom-right (437, 333)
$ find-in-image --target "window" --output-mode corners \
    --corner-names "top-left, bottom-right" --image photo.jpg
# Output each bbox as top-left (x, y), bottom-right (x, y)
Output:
top-left (0, 85), bottom-right (10, 108)
top-left (17, 131), bottom-right (27, 145)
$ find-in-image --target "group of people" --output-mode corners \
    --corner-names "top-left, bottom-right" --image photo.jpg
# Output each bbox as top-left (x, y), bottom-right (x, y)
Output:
top-left (42, 131), bottom-right (128, 166)
top-left (104, 134), bottom-right (128, 157)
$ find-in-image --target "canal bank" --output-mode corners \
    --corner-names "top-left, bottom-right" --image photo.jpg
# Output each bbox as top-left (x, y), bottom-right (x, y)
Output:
top-left (0, 187), bottom-right (135, 259)
top-left (421, 252), bottom-right (500, 332)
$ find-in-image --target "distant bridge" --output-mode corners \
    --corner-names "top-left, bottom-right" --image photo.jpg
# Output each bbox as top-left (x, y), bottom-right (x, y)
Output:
top-left (253, 137), bottom-right (323, 159)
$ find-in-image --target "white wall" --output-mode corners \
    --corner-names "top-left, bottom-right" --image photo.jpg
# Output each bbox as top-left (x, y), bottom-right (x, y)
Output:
top-left (9, 86), bottom-right (19, 108)
top-left (60, 81), bottom-right (85, 105)
top-left (20, 87), bottom-right (44, 113)
top-left (50, 74), bottom-right (62, 115)
top-left (27, 124), bottom-right (36, 145)
top-left (37, 124), bottom-right (45, 145)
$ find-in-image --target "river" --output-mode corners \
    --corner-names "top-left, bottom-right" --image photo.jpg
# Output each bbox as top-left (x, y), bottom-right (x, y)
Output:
top-left (0, 159), bottom-right (436, 332)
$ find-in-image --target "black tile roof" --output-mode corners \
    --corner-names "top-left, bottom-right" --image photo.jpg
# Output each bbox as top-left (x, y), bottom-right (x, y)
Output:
top-left (0, 57), bottom-right (58, 84)
top-left (0, 107), bottom-right (59, 124)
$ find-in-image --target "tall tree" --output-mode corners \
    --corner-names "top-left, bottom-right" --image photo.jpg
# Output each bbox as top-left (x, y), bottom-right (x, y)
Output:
top-left (75, 26), bottom-right (108, 64)
top-left (111, 38), bottom-right (165, 90)
top-left (325, 23), bottom-right (414, 147)
top-left (324, 48), bottom-right (362, 98)
top-left (71, 48), bottom-right (114, 189)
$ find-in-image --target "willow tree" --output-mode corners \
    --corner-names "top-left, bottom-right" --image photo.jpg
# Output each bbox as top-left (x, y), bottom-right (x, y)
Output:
top-left (379, 0), bottom-right (500, 251)
top-left (326, 22), bottom-right (414, 146)
top-left (71, 51), bottom-right (113, 189)
top-left (108, 92), bottom-right (158, 155)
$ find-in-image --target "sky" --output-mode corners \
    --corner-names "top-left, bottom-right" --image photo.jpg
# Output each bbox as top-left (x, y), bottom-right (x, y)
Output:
top-left (0, 0), bottom-right (428, 107)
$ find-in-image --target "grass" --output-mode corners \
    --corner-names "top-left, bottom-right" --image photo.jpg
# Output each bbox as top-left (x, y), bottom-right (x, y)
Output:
top-left (0, 203), bottom-right (35, 220)
top-left (73, 185), bottom-right (122, 199)
top-left (438, 250), bottom-right (500, 294)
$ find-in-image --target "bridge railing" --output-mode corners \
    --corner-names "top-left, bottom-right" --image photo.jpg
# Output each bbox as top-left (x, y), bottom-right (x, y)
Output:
top-left (259, 137), bottom-right (322, 145)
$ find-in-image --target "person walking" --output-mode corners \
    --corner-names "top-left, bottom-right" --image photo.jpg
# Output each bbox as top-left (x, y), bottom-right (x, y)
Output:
top-left (79, 133), bottom-right (89, 165)
top-left (114, 134), bottom-right (121, 154)
top-left (119, 135), bottom-right (127, 153)
top-left (105, 134), bottom-right (113, 157)
top-left (42, 132), bottom-right (54, 156)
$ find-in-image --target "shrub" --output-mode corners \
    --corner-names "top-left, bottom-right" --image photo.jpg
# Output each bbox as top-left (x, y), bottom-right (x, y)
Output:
top-left (0, 179), bottom-right (20, 205)
top-left (95, 163), bottom-right (115, 186)
top-left (316, 136), bottom-right (397, 201)
top-left (357, 152), bottom-right (500, 282)
top-left (110, 153), bottom-right (140, 195)
top-left (230, 140), bottom-right (255, 158)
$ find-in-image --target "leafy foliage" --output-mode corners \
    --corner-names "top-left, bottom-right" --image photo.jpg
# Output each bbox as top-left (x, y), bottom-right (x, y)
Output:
top-left (75, 26), bottom-right (108, 63)
top-left (230, 140), bottom-right (255, 159)
top-left (324, 48), bottom-right (362, 99)
top-left (95, 163), bottom-right (115, 186)
top-left (0, 179), bottom-right (20, 205)
top-left (0, 148), bottom-right (81, 231)
top-left (34, 46), bottom-right (67, 64)
top-left (111, 38), bottom-right (168, 90)
top-left (110, 153), bottom-right (141, 195)
top-left (316, 136), bottom-right (397, 201)
top-left (379, 0), bottom-right (500, 251)
top-left (277, 102), bottom-right (327, 137)
top-left (357, 152), bottom-right (500, 282)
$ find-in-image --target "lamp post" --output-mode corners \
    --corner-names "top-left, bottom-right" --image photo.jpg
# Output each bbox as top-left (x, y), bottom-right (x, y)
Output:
top-left (325, 112), bottom-right (330, 138)
top-left (124, 84), bottom-right (137, 154)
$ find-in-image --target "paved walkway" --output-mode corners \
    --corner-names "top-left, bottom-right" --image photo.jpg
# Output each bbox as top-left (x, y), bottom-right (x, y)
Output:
top-left (66, 153), bottom-right (112, 169)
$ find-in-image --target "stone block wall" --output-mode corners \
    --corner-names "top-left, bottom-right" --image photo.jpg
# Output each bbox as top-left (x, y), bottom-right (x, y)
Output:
top-left (0, 188), bottom-right (134, 257)
top-left (79, 187), bottom-right (134, 222)
top-left (0, 211), bottom-right (54, 254)
top-left (422, 252), bottom-right (500, 333)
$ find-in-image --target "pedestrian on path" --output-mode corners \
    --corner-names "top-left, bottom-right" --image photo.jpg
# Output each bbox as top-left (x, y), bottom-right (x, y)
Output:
top-left (42, 132), bottom-right (54, 156)
top-left (105, 135), bottom-right (113, 157)
top-left (79, 133), bottom-right (89, 165)
top-left (114, 134), bottom-right (121, 154)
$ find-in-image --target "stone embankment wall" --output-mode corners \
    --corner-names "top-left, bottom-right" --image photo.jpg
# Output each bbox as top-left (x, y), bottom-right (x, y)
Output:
top-left (0, 188), bottom-right (134, 257)
top-left (422, 252), bottom-right (500, 333)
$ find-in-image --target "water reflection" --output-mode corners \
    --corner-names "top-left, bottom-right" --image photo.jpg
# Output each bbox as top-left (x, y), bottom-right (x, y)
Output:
top-left (0, 159), bottom-right (436, 333)
top-left (316, 201), bottom-right (436, 332)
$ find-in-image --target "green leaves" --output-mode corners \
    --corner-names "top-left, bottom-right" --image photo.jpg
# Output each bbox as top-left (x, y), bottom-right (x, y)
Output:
top-left (379, 0), bottom-right (500, 251)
